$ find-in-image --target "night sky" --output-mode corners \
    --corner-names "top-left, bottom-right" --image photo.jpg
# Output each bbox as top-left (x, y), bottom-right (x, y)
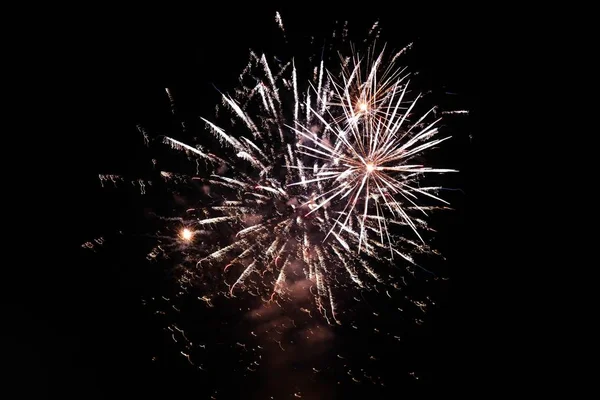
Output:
top-left (5, 6), bottom-right (485, 398)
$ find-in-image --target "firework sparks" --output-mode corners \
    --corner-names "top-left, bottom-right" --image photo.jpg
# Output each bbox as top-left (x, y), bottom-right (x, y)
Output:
top-left (98, 14), bottom-right (460, 321)
top-left (289, 53), bottom-right (458, 257)
top-left (83, 16), bottom-right (468, 396)
top-left (163, 31), bottom-right (452, 313)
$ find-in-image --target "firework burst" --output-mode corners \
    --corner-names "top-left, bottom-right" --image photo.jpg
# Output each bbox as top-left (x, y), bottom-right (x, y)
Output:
top-left (290, 45), bottom-right (457, 260)
top-left (87, 15), bottom-right (463, 326)
top-left (147, 17), bottom-right (459, 321)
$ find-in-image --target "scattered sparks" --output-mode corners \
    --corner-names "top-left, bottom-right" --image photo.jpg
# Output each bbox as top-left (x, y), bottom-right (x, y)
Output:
top-left (155, 26), bottom-right (457, 317)
top-left (100, 13), bottom-right (462, 325)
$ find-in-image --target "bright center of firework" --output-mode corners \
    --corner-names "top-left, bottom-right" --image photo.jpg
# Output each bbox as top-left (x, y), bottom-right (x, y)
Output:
top-left (358, 102), bottom-right (368, 112)
top-left (366, 163), bottom-right (375, 173)
top-left (181, 228), bottom-right (193, 241)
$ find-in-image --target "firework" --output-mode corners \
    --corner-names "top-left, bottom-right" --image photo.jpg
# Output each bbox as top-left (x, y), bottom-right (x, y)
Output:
top-left (150, 16), bottom-right (457, 321)
top-left (163, 49), bottom-right (347, 319)
top-left (289, 46), bottom-right (457, 259)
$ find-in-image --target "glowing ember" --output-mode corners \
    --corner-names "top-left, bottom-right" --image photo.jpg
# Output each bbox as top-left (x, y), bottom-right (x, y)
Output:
top-left (181, 228), bottom-right (193, 241)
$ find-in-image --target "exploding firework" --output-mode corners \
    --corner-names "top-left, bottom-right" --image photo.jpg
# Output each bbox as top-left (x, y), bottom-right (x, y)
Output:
top-left (150, 16), bottom-right (459, 320)
top-left (290, 46), bottom-right (457, 259)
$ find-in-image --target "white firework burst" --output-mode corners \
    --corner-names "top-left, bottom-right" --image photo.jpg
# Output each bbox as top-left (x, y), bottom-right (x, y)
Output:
top-left (150, 16), bottom-right (458, 320)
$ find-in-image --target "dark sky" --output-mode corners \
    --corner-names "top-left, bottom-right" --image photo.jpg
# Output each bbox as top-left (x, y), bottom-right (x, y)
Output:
top-left (5, 6), bottom-right (487, 398)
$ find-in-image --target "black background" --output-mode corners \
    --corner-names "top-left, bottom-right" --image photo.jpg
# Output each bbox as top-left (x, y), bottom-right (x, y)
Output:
top-left (4, 5), bottom-right (490, 398)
